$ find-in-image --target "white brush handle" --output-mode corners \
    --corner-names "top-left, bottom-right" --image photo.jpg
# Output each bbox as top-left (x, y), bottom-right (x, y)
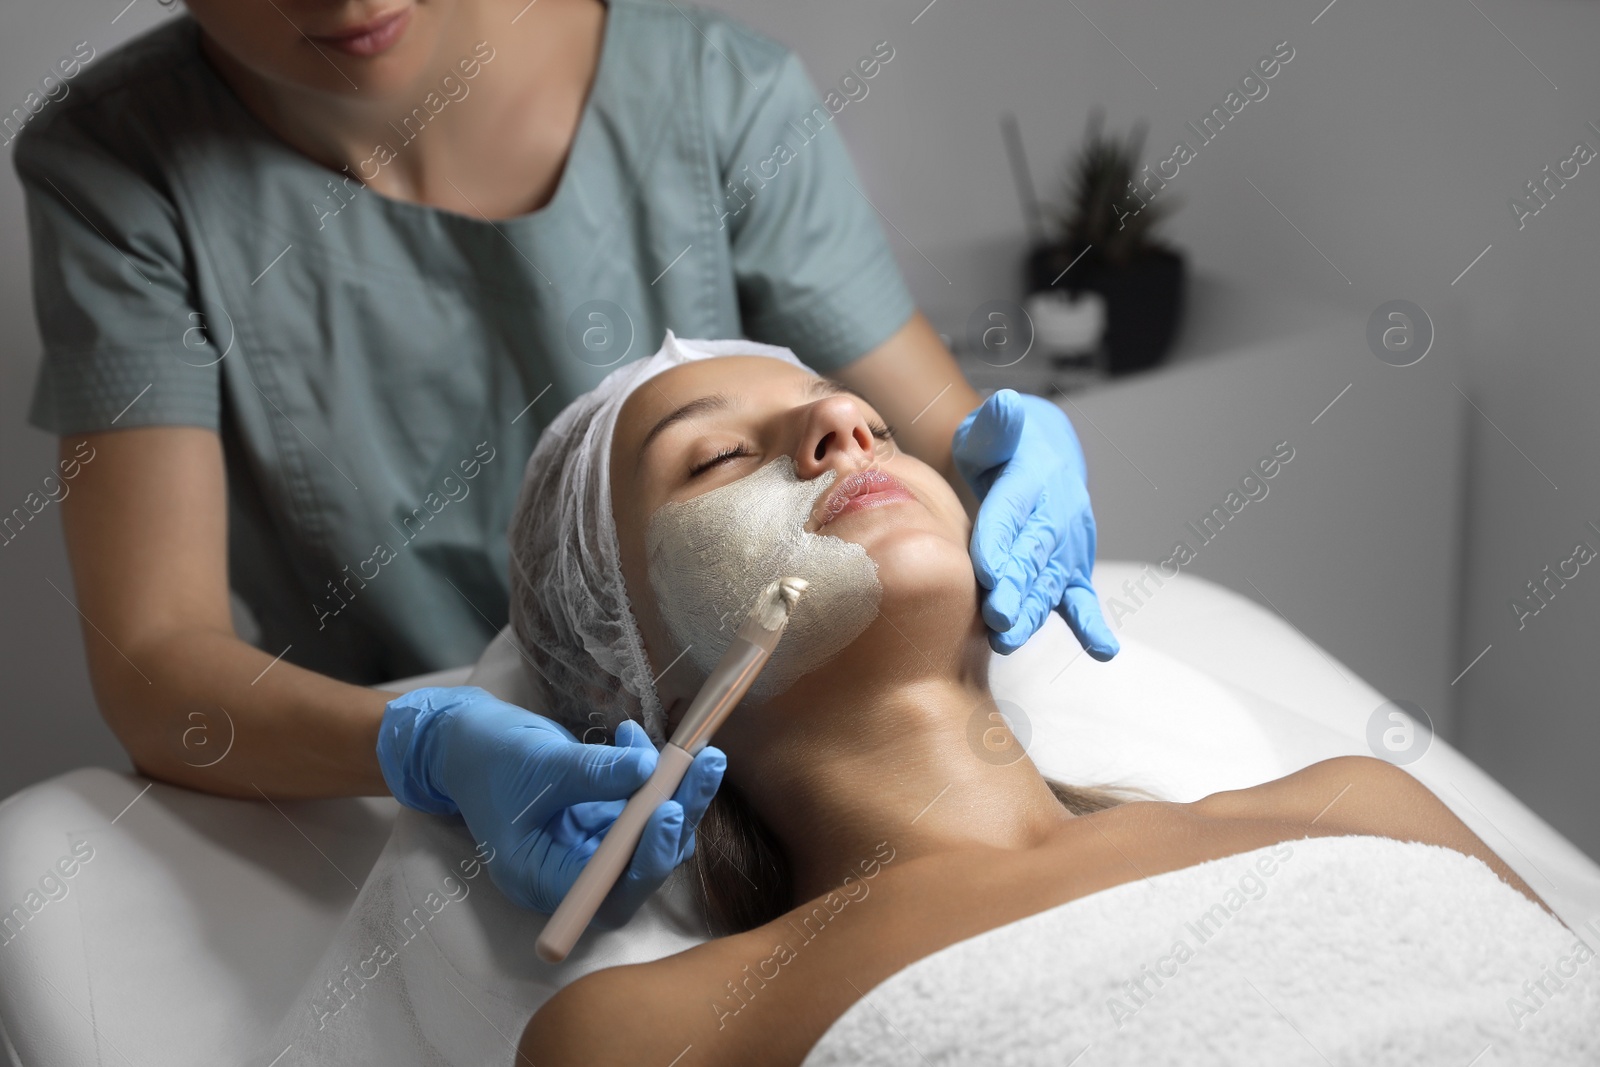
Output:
top-left (535, 742), bottom-right (696, 964)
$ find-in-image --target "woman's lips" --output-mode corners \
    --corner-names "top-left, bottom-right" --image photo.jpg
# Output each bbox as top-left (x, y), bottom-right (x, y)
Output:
top-left (815, 469), bottom-right (915, 530)
top-left (310, 7), bottom-right (412, 57)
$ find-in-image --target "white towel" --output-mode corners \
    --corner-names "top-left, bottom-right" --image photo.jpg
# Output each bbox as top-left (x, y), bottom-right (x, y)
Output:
top-left (801, 835), bottom-right (1600, 1066)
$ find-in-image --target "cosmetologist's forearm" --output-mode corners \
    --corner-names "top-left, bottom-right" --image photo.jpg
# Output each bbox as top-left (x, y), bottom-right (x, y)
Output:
top-left (101, 623), bottom-right (393, 800)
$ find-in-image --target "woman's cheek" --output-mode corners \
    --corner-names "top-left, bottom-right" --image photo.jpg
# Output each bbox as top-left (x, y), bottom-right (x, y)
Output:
top-left (646, 457), bottom-right (881, 701)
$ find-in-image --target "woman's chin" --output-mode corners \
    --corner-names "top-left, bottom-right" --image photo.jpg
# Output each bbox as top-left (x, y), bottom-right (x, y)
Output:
top-left (864, 532), bottom-right (979, 611)
top-left (718, 528), bottom-right (983, 734)
top-left (796, 568), bottom-right (984, 687)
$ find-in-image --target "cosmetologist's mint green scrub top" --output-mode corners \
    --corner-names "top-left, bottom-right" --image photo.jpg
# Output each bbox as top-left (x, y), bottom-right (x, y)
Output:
top-left (18, 0), bottom-right (915, 685)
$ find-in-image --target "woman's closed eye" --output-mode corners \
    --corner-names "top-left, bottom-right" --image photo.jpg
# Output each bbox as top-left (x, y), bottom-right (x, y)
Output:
top-left (688, 422), bottom-right (894, 479)
top-left (689, 444), bottom-right (752, 478)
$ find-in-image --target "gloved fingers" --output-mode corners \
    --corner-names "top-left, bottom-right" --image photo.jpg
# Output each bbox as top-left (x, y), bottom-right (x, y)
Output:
top-left (552, 718), bottom-right (657, 807)
top-left (952, 390), bottom-right (1025, 492)
top-left (670, 746), bottom-right (725, 836)
top-left (983, 505), bottom-right (1067, 631)
top-left (526, 804), bottom-right (617, 913)
top-left (615, 717), bottom-right (652, 752)
top-left (1061, 582), bottom-right (1120, 661)
top-left (552, 797), bottom-right (627, 841)
top-left (1015, 393), bottom-right (1089, 479)
top-left (988, 559), bottom-right (1069, 654)
top-left (970, 460), bottom-right (1043, 589)
top-left (630, 799), bottom-right (685, 884)
top-left (1078, 505), bottom-right (1100, 566)
top-left (591, 800), bottom-right (684, 930)
top-left (486, 829), bottom-right (557, 913)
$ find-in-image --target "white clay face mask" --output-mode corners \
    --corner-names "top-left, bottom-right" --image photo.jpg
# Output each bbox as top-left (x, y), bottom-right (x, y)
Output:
top-left (645, 456), bottom-right (882, 701)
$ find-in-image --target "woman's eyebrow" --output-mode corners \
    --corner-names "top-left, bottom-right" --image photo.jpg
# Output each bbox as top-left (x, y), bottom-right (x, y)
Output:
top-left (638, 393), bottom-right (731, 459)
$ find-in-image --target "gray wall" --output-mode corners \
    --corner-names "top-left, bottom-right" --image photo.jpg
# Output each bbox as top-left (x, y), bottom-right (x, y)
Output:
top-left (0, 3), bottom-right (172, 792)
top-left (2, 0), bottom-right (1596, 855)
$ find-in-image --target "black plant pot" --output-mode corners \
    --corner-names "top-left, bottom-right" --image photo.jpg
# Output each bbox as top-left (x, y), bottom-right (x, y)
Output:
top-left (1026, 243), bottom-right (1187, 376)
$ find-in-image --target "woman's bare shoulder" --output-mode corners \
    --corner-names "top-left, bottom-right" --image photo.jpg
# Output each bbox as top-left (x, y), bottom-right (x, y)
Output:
top-left (517, 928), bottom-right (767, 1066)
top-left (1187, 754), bottom-right (1469, 841)
top-left (1191, 754), bottom-right (1421, 826)
top-left (1184, 755), bottom-right (1553, 914)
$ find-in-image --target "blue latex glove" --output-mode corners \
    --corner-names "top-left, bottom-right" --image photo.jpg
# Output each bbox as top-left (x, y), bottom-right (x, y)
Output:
top-left (952, 389), bottom-right (1120, 659)
top-left (377, 686), bottom-right (725, 930)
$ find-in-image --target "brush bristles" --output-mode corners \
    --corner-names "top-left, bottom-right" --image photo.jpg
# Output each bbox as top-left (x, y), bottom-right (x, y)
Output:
top-left (752, 577), bottom-right (807, 630)
top-left (778, 576), bottom-right (809, 608)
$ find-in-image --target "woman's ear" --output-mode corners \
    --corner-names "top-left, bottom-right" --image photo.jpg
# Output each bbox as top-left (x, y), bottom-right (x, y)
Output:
top-left (662, 694), bottom-right (688, 736)
top-left (654, 648), bottom-right (702, 733)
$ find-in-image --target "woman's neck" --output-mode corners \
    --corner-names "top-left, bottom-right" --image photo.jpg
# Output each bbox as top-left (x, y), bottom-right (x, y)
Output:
top-left (732, 622), bottom-right (1076, 905)
top-left (199, 0), bottom-right (604, 216)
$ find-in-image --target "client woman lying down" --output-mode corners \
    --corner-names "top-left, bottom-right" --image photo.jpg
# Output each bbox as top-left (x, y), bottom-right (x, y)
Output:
top-left (510, 335), bottom-right (1591, 1064)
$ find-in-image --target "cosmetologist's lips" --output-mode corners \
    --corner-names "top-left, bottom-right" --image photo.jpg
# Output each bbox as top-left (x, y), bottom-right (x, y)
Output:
top-left (309, 7), bottom-right (412, 56)
top-left (813, 468), bottom-right (914, 531)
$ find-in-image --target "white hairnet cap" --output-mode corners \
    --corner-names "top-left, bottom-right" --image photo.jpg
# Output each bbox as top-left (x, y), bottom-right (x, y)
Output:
top-left (507, 330), bottom-right (811, 746)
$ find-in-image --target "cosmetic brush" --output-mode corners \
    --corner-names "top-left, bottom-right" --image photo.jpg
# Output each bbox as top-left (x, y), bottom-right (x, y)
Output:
top-left (535, 576), bottom-right (809, 964)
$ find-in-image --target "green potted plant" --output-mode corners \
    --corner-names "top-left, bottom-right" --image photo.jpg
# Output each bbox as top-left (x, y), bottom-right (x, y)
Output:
top-left (1027, 109), bottom-right (1187, 375)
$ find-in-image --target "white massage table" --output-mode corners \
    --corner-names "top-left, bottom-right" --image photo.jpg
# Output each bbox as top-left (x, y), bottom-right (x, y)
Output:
top-left (2, 561), bottom-right (1597, 1065)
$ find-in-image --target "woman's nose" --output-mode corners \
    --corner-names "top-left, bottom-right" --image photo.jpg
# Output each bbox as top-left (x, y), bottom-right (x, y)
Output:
top-left (793, 396), bottom-right (877, 480)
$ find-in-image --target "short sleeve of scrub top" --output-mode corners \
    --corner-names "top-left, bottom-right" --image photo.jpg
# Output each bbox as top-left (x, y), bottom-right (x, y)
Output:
top-left (15, 0), bottom-right (917, 687)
